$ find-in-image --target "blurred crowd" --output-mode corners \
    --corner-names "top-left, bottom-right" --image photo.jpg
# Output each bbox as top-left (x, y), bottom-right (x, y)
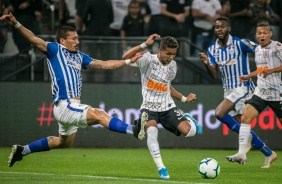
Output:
top-left (1, 0), bottom-right (282, 54)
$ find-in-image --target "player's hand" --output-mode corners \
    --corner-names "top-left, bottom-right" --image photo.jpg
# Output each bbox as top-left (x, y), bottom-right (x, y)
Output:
top-left (145, 34), bottom-right (160, 46)
top-left (239, 75), bottom-right (250, 83)
top-left (186, 93), bottom-right (196, 103)
top-left (0, 13), bottom-right (18, 25)
top-left (199, 52), bottom-right (209, 65)
top-left (261, 69), bottom-right (272, 78)
top-left (130, 51), bottom-right (147, 63)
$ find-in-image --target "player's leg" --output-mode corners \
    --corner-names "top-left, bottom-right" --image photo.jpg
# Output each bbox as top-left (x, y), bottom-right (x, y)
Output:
top-left (87, 107), bottom-right (133, 134)
top-left (259, 102), bottom-right (282, 168)
top-left (7, 133), bottom-right (76, 167)
top-left (144, 111), bottom-right (169, 179)
top-left (226, 95), bottom-right (274, 166)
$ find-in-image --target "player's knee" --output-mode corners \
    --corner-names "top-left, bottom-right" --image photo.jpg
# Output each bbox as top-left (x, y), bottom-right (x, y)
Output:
top-left (241, 114), bottom-right (251, 124)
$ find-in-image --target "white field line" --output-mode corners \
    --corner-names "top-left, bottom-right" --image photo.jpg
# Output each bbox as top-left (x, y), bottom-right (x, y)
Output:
top-left (0, 171), bottom-right (210, 184)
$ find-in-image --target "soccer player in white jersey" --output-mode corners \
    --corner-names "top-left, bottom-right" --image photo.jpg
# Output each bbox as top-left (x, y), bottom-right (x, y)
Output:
top-left (0, 13), bottom-right (144, 167)
top-left (226, 22), bottom-right (280, 168)
top-left (122, 34), bottom-right (203, 179)
top-left (199, 16), bottom-right (275, 168)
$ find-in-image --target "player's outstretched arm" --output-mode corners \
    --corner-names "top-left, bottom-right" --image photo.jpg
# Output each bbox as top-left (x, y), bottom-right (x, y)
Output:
top-left (170, 86), bottom-right (196, 103)
top-left (122, 34), bottom-right (160, 59)
top-left (87, 52), bottom-right (146, 70)
top-left (0, 13), bottom-right (47, 52)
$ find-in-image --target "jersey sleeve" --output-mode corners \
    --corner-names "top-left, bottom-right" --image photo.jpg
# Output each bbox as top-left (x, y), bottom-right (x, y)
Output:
top-left (274, 41), bottom-right (282, 62)
top-left (135, 52), bottom-right (151, 69)
top-left (45, 42), bottom-right (59, 58)
top-left (240, 39), bottom-right (257, 53)
top-left (207, 49), bottom-right (215, 65)
top-left (80, 52), bottom-right (93, 69)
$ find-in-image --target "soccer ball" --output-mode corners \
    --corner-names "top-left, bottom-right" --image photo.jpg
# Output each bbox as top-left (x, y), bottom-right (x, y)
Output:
top-left (198, 158), bottom-right (220, 179)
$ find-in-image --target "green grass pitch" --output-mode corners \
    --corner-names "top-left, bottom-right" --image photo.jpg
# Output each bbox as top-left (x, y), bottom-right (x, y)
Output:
top-left (0, 148), bottom-right (281, 184)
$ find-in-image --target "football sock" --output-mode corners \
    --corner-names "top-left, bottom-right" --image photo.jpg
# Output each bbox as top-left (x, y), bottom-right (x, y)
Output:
top-left (108, 117), bottom-right (130, 134)
top-left (218, 114), bottom-right (240, 132)
top-left (185, 118), bottom-right (196, 137)
top-left (218, 114), bottom-right (271, 155)
top-left (147, 127), bottom-right (165, 170)
top-left (250, 131), bottom-right (272, 156)
top-left (24, 137), bottom-right (50, 155)
top-left (238, 124), bottom-right (250, 157)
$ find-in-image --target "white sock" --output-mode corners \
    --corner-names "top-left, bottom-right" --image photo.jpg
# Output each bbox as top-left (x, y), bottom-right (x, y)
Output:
top-left (22, 145), bottom-right (31, 155)
top-left (185, 118), bottom-right (196, 137)
top-left (147, 126), bottom-right (165, 170)
top-left (238, 124), bottom-right (251, 158)
top-left (126, 125), bottom-right (133, 134)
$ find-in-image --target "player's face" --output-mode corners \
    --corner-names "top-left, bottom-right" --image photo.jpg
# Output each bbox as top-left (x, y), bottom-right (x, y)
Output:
top-left (214, 20), bottom-right (230, 40)
top-left (60, 31), bottom-right (79, 52)
top-left (158, 47), bottom-right (177, 66)
top-left (256, 26), bottom-right (272, 47)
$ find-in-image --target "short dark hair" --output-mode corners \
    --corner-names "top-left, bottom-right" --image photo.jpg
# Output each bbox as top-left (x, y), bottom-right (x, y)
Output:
top-left (257, 21), bottom-right (271, 30)
top-left (160, 36), bottom-right (179, 50)
top-left (215, 16), bottom-right (230, 26)
top-left (56, 26), bottom-right (76, 43)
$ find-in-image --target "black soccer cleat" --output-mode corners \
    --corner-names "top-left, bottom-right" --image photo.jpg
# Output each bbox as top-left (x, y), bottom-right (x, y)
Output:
top-left (8, 144), bottom-right (24, 167)
top-left (133, 112), bottom-right (148, 140)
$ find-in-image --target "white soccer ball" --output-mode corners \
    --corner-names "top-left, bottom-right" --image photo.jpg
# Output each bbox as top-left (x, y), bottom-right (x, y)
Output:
top-left (198, 158), bottom-right (220, 179)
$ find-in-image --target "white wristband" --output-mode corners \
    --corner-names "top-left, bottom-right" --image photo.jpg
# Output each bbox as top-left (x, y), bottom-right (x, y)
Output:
top-left (140, 43), bottom-right (147, 49)
top-left (125, 59), bottom-right (131, 65)
top-left (14, 22), bottom-right (21, 29)
top-left (181, 96), bottom-right (187, 103)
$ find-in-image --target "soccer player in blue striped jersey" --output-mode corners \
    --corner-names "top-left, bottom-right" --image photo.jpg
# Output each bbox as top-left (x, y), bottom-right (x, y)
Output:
top-left (1, 13), bottom-right (144, 167)
top-left (199, 16), bottom-right (274, 167)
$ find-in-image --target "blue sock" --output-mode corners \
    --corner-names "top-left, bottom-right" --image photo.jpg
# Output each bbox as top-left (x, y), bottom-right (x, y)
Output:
top-left (250, 131), bottom-right (272, 156)
top-left (108, 117), bottom-right (128, 134)
top-left (219, 114), bottom-right (272, 156)
top-left (218, 114), bottom-right (240, 133)
top-left (28, 137), bottom-right (50, 153)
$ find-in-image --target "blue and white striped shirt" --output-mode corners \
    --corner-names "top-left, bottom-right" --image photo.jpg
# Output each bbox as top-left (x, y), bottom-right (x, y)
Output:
top-left (207, 35), bottom-right (256, 90)
top-left (45, 42), bottom-right (93, 103)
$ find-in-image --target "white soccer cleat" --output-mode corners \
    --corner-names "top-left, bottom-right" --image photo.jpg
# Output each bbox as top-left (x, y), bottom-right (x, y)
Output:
top-left (261, 151), bottom-right (278, 169)
top-left (226, 153), bottom-right (247, 165)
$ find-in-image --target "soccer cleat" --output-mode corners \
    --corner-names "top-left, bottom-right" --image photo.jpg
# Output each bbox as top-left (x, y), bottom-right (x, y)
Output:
top-left (8, 145), bottom-right (24, 167)
top-left (261, 151), bottom-right (278, 169)
top-left (246, 134), bottom-right (253, 154)
top-left (158, 168), bottom-right (170, 179)
top-left (133, 112), bottom-right (148, 140)
top-left (184, 113), bottom-right (203, 135)
top-left (226, 153), bottom-right (247, 165)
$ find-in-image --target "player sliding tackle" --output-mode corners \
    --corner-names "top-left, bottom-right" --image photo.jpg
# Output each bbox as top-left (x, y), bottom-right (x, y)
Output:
top-left (0, 13), bottom-right (144, 167)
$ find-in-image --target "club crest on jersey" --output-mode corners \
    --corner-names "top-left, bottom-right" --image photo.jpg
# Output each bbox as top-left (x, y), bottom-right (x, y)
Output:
top-left (262, 49), bottom-right (269, 58)
top-left (62, 48), bottom-right (81, 70)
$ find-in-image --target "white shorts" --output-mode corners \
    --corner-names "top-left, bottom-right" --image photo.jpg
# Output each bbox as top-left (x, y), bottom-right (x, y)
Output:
top-left (224, 86), bottom-right (252, 116)
top-left (53, 99), bottom-right (90, 136)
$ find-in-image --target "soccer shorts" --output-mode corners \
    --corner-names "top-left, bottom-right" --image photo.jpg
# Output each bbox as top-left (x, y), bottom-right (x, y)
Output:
top-left (141, 107), bottom-right (187, 136)
top-left (53, 99), bottom-right (90, 135)
top-left (246, 94), bottom-right (282, 118)
top-left (224, 86), bottom-right (252, 116)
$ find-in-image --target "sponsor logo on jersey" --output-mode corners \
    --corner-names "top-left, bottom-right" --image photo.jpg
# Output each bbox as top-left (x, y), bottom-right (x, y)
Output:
top-left (146, 79), bottom-right (168, 92)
